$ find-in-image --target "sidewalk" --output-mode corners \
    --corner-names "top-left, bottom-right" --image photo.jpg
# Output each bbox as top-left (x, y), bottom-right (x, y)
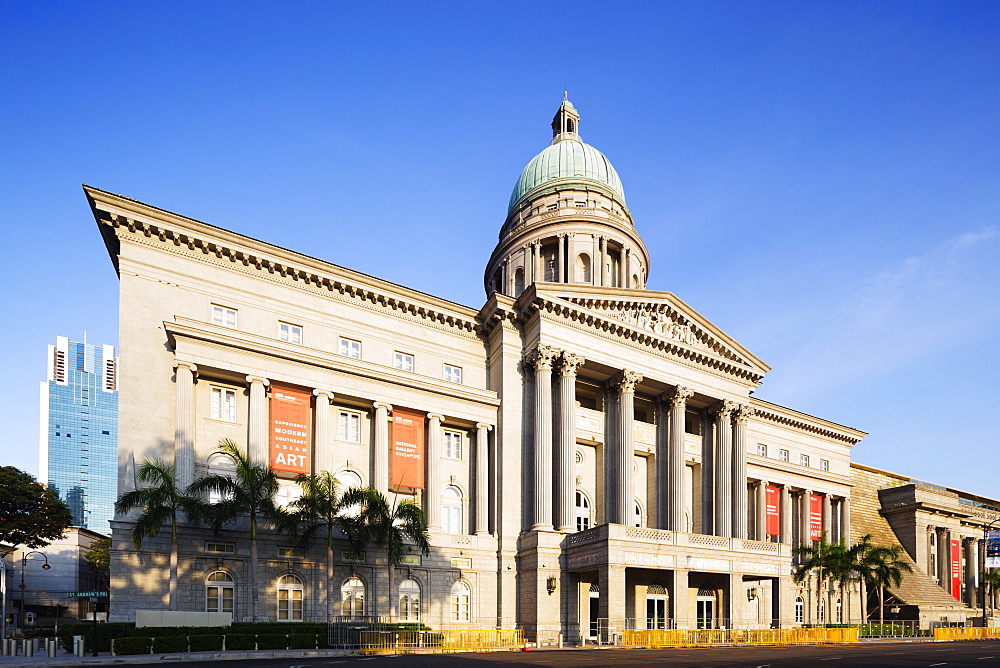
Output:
top-left (0, 648), bottom-right (358, 667)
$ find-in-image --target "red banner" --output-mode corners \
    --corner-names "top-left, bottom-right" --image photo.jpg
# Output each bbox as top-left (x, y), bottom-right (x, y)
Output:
top-left (765, 485), bottom-right (780, 537)
top-left (809, 494), bottom-right (823, 541)
top-left (951, 539), bottom-right (962, 600)
top-left (391, 409), bottom-right (425, 490)
top-left (269, 383), bottom-right (312, 475)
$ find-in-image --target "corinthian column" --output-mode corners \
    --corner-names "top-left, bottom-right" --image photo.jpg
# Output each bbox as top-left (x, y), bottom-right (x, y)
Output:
top-left (173, 361), bottom-right (197, 487)
top-left (732, 404), bottom-right (753, 540)
top-left (842, 497), bottom-right (852, 545)
top-left (312, 389), bottom-right (335, 473)
top-left (756, 480), bottom-right (768, 541)
top-left (246, 375), bottom-right (270, 464)
top-left (425, 413), bottom-right (444, 530)
top-left (475, 423), bottom-right (492, 535)
top-left (557, 352), bottom-right (586, 531)
top-left (599, 236), bottom-right (607, 286)
top-left (710, 400), bottom-right (737, 537)
top-left (372, 402), bottom-right (392, 494)
top-left (609, 369), bottom-right (643, 525)
top-left (661, 387), bottom-right (693, 531)
top-left (557, 235), bottom-right (566, 283)
top-left (526, 344), bottom-right (559, 531)
top-left (780, 485), bottom-right (792, 544)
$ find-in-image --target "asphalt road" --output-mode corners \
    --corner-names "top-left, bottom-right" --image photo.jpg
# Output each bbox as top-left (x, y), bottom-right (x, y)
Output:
top-left (133, 640), bottom-right (1000, 667)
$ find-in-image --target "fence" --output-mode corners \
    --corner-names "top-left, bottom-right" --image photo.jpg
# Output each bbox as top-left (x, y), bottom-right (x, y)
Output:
top-left (934, 627), bottom-right (1000, 641)
top-left (622, 627), bottom-right (858, 648)
top-left (360, 629), bottom-right (523, 654)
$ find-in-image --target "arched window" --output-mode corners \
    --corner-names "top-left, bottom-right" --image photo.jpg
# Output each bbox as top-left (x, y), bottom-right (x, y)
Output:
top-left (207, 454), bottom-right (236, 504)
top-left (632, 273), bottom-right (639, 289)
top-left (341, 577), bottom-right (365, 618)
top-left (575, 254), bottom-right (591, 283)
top-left (206, 571), bottom-right (234, 614)
top-left (277, 574), bottom-right (303, 621)
top-left (451, 581), bottom-right (471, 621)
top-left (836, 597), bottom-right (843, 624)
top-left (795, 596), bottom-right (804, 624)
top-left (575, 491), bottom-right (591, 532)
top-left (443, 485), bottom-right (463, 535)
top-left (567, 119), bottom-right (575, 133)
top-left (819, 598), bottom-right (826, 623)
top-left (634, 500), bottom-right (644, 528)
top-left (399, 578), bottom-right (420, 622)
top-left (514, 267), bottom-right (525, 295)
top-left (544, 249), bottom-right (558, 282)
top-left (336, 470), bottom-right (364, 517)
top-left (275, 481), bottom-right (303, 510)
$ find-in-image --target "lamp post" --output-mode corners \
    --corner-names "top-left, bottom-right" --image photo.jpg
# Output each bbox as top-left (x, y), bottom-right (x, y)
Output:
top-left (981, 518), bottom-right (1000, 626)
top-left (18, 551), bottom-right (51, 635)
top-left (1, 552), bottom-right (8, 644)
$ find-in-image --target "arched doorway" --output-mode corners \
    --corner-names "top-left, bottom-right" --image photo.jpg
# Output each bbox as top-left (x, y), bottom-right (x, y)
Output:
top-left (588, 583), bottom-right (600, 640)
top-left (696, 587), bottom-right (717, 629)
top-left (645, 583), bottom-right (668, 629)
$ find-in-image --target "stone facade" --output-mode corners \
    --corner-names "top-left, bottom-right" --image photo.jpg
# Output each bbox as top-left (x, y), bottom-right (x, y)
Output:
top-left (89, 99), bottom-right (868, 639)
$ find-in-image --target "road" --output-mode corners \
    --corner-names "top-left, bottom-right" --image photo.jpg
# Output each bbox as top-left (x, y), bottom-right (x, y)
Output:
top-left (146, 640), bottom-right (1000, 667)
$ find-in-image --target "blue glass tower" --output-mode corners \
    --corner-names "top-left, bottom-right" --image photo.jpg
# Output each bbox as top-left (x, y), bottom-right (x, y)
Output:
top-left (39, 336), bottom-right (118, 535)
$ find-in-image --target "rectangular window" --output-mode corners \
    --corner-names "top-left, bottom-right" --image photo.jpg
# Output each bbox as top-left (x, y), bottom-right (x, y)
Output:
top-left (779, 449), bottom-right (789, 463)
top-left (210, 387), bottom-right (237, 422)
top-left (399, 555), bottom-right (421, 565)
top-left (800, 454), bottom-right (810, 467)
top-left (820, 459), bottom-right (830, 472)
top-left (394, 351), bottom-right (414, 372)
top-left (444, 364), bottom-right (463, 384)
top-left (450, 558), bottom-right (472, 569)
top-left (278, 321), bottom-right (303, 345)
top-left (756, 444), bottom-right (767, 457)
top-left (339, 337), bottom-right (361, 359)
top-left (211, 305), bottom-right (238, 328)
top-left (206, 542), bottom-right (234, 554)
top-left (444, 431), bottom-right (462, 459)
top-left (339, 410), bottom-right (361, 443)
top-left (278, 547), bottom-right (303, 557)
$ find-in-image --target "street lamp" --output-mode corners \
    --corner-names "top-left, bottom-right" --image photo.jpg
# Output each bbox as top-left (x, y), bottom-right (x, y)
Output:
top-left (18, 551), bottom-right (51, 635)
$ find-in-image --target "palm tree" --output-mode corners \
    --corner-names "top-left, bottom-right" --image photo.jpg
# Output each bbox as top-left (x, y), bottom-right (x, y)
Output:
top-left (984, 568), bottom-right (1000, 615)
top-left (189, 438), bottom-right (284, 622)
top-left (341, 487), bottom-right (430, 620)
top-left (855, 539), bottom-right (912, 626)
top-left (287, 471), bottom-right (357, 622)
top-left (794, 532), bottom-right (845, 625)
top-left (113, 459), bottom-right (202, 610)
top-left (835, 534), bottom-right (875, 626)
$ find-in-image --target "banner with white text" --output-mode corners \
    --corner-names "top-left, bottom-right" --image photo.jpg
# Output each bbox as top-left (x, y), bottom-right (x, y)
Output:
top-left (269, 383), bottom-right (312, 476)
top-left (390, 409), bottom-right (425, 490)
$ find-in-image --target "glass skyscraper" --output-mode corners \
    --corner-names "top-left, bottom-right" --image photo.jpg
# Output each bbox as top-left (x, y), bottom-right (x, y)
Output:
top-left (39, 336), bottom-right (118, 535)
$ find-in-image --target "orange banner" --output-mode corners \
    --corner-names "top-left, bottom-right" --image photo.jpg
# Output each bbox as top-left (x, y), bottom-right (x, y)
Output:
top-left (269, 383), bottom-right (312, 475)
top-left (951, 539), bottom-right (961, 601)
top-left (765, 485), bottom-right (780, 537)
top-left (390, 409), bottom-right (425, 490)
top-left (809, 494), bottom-right (823, 541)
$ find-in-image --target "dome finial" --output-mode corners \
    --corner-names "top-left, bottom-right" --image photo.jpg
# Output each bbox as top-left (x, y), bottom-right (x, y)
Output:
top-left (551, 95), bottom-right (580, 142)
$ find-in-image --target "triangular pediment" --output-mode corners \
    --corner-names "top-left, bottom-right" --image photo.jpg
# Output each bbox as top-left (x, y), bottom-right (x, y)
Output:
top-left (528, 283), bottom-right (770, 380)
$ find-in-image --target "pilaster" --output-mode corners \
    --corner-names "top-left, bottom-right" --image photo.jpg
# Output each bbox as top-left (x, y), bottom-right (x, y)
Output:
top-left (372, 402), bottom-right (392, 494)
top-left (425, 413), bottom-right (444, 529)
top-left (173, 361), bottom-right (197, 487)
top-left (312, 389), bottom-right (335, 473)
top-left (526, 344), bottom-right (559, 531)
top-left (609, 369), bottom-right (642, 525)
top-left (246, 375), bottom-right (270, 464)
top-left (557, 352), bottom-right (585, 531)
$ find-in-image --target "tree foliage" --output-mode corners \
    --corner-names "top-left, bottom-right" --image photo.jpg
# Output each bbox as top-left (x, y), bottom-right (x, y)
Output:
top-left (0, 466), bottom-right (72, 549)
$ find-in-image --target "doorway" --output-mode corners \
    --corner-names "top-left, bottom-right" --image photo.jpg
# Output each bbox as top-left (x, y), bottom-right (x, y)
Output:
top-left (645, 583), bottom-right (668, 629)
top-left (696, 588), bottom-right (717, 629)
top-left (588, 583), bottom-right (599, 640)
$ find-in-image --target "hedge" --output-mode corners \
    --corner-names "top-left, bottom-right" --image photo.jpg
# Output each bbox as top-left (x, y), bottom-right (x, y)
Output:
top-left (151, 636), bottom-right (189, 653)
top-left (189, 634), bottom-right (225, 651)
top-left (224, 634), bottom-right (256, 650)
top-left (112, 637), bottom-right (152, 655)
top-left (288, 633), bottom-right (319, 649)
top-left (256, 634), bottom-right (290, 650)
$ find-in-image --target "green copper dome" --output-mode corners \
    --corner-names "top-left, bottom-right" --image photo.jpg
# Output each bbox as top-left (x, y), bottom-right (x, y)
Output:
top-left (508, 138), bottom-right (626, 215)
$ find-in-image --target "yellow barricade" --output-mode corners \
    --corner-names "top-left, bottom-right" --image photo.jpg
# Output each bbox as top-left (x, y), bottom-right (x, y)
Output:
top-left (360, 629), bottom-right (523, 654)
top-left (934, 627), bottom-right (1000, 641)
top-left (622, 627), bottom-right (858, 648)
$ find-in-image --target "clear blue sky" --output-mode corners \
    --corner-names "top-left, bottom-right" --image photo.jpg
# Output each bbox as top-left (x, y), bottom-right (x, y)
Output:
top-left (2, 2), bottom-right (998, 495)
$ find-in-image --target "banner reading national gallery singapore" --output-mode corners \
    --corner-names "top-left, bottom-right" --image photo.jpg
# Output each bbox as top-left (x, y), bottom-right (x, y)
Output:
top-left (391, 409), bottom-right (425, 490)
top-left (269, 383), bottom-right (312, 475)
top-left (765, 485), bottom-right (781, 537)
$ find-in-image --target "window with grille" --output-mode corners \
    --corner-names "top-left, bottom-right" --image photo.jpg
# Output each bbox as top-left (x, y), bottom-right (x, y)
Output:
top-left (576, 491), bottom-right (591, 532)
top-left (443, 486), bottom-right (463, 534)
top-left (339, 411), bottom-right (361, 442)
top-left (451, 581), bottom-right (470, 621)
top-left (341, 577), bottom-right (365, 618)
top-left (278, 321), bottom-right (302, 345)
top-left (394, 352), bottom-right (414, 372)
top-left (206, 572), bottom-right (234, 614)
top-left (211, 387), bottom-right (237, 422)
top-left (444, 364), bottom-right (463, 384)
top-left (211, 305), bottom-right (237, 328)
top-left (277, 574), bottom-right (303, 621)
top-left (444, 431), bottom-right (462, 459)
top-left (339, 337), bottom-right (361, 359)
top-left (399, 579), bottom-right (420, 621)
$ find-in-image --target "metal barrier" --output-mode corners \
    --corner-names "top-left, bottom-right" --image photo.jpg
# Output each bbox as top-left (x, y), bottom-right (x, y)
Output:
top-left (934, 627), bottom-right (1000, 641)
top-left (853, 621), bottom-right (932, 638)
top-left (622, 627), bottom-right (858, 648)
top-left (360, 629), bottom-right (523, 654)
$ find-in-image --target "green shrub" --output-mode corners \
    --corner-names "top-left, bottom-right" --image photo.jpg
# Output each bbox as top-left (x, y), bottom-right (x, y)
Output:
top-left (256, 634), bottom-right (289, 650)
top-left (288, 633), bottom-right (317, 649)
top-left (152, 636), bottom-right (189, 653)
top-left (113, 637), bottom-right (152, 655)
top-left (61, 622), bottom-right (133, 653)
top-left (189, 634), bottom-right (224, 652)
top-left (224, 634), bottom-right (256, 650)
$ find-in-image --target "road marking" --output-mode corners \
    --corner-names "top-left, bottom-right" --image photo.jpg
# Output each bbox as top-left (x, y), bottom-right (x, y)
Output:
top-left (820, 657), bottom-right (843, 661)
top-left (930, 663), bottom-right (947, 666)
top-left (979, 658), bottom-right (995, 660)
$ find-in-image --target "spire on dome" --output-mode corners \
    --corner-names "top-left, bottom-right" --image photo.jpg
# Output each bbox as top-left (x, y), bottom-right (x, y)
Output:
top-left (551, 95), bottom-right (580, 142)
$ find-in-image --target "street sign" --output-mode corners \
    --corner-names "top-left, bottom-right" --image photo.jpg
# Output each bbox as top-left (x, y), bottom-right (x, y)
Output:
top-left (68, 592), bottom-right (109, 598)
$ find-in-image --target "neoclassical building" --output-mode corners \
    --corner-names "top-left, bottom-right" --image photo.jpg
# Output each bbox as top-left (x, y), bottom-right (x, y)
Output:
top-left (91, 98), bottom-right (868, 641)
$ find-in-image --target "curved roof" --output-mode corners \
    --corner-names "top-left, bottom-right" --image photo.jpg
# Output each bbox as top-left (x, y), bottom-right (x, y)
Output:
top-left (507, 137), bottom-right (626, 215)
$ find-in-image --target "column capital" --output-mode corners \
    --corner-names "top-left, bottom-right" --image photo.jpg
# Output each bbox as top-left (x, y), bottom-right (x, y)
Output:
top-left (173, 360), bottom-right (198, 375)
top-left (708, 399), bottom-right (739, 420)
top-left (372, 401), bottom-right (393, 412)
top-left (610, 369), bottom-right (643, 394)
top-left (246, 375), bottom-right (270, 386)
top-left (661, 386), bottom-right (694, 408)
top-left (524, 344), bottom-right (560, 371)
top-left (313, 389), bottom-right (335, 400)
top-left (558, 352), bottom-right (586, 377)
top-left (733, 403), bottom-right (756, 425)
top-left (474, 422), bottom-right (494, 431)
top-left (426, 413), bottom-right (444, 422)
